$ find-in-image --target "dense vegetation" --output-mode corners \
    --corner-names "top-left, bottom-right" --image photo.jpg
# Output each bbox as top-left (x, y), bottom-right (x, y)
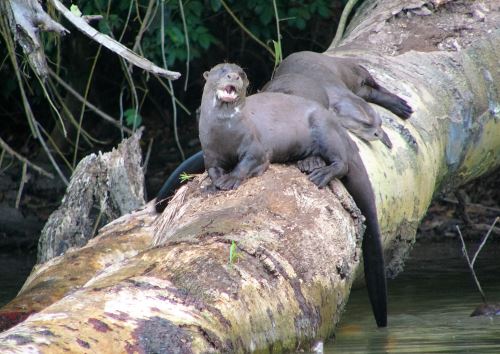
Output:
top-left (0, 0), bottom-right (347, 194)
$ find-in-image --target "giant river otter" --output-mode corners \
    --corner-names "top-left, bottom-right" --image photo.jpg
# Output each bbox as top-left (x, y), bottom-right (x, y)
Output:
top-left (196, 63), bottom-right (387, 327)
top-left (155, 53), bottom-right (412, 213)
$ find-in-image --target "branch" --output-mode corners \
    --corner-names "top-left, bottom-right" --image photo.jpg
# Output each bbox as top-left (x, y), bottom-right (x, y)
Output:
top-left (0, 0), bottom-right (69, 78)
top-left (49, 0), bottom-right (181, 80)
top-left (0, 137), bottom-right (54, 179)
top-left (331, 0), bottom-right (360, 48)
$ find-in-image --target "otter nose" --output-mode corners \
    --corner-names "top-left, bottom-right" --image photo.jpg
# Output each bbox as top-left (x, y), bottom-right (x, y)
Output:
top-left (227, 72), bottom-right (240, 81)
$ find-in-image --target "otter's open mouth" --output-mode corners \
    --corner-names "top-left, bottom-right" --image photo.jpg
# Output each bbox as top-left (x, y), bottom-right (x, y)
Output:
top-left (216, 85), bottom-right (238, 102)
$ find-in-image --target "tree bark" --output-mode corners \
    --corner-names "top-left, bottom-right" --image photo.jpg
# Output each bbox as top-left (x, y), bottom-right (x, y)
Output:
top-left (0, 0), bottom-right (499, 352)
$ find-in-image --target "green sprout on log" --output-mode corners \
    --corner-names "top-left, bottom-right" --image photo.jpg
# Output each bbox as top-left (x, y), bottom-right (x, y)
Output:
top-left (229, 240), bottom-right (240, 266)
top-left (179, 172), bottom-right (195, 183)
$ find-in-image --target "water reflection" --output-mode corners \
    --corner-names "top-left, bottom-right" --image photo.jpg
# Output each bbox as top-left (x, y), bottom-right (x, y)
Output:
top-left (329, 241), bottom-right (500, 353)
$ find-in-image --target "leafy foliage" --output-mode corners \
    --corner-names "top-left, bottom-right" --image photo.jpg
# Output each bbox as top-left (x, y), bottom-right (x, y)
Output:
top-left (74, 0), bottom-right (337, 67)
top-left (0, 0), bottom-right (342, 184)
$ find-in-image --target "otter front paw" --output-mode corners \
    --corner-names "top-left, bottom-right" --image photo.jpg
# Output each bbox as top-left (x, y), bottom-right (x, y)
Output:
top-left (308, 166), bottom-right (337, 188)
top-left (297, 156), bottom-right (326, 173)
top-left (214, 175), bottom-right (243, 190)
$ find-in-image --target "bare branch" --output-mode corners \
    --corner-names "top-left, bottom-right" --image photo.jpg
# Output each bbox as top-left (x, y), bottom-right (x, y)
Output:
top-left (49, 70), bottom-right (133, 135)
top-left (0, 133), bottom-right (54, 179)
top-left (49, 0), bottom-right (181, 80)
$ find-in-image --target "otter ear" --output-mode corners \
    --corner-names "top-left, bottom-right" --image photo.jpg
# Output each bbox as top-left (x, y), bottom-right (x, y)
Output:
top-left (203, 71), bottom-right (209, 80)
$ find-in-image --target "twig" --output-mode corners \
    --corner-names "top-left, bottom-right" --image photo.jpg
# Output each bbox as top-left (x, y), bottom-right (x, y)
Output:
top-left (34, 72), bottom-right (67, 137)
top-left (0, 13), bottom-right (37, 137)
top-left (456, 217), bottom-right (499, 304)
top-left (34, 121), bottom-right (69, 185)
top-left (118, 0), bottom-right (134, 42)
top-left (0, 149), bottom-right (5, 169)
top-left (161, 0), bottom-right (185, 161)
top-left (454, 190), bottom-right (472, 225)
top-left (178, 0), bottom-right (190, 91)
top-left (127, 0), bottom-right (155, 132)
top-left (91, 208), bottom-right (103, 238)
top-left (220, 0), bottom-right (275, 59)
top-left (272, 0), bottom-right (283, 73)
top-left (132, 0), bottom-right (156, 54)
top-left (110, 0), bottom-right (141, 129)
top-left (456, 225), bottom-right (486, 303)
top-left (143, 137), bottom-right (154, 176)
top-left (49, 70), bottom-right (133, 134)
top-left (15, 162), bottom-right (28, 209)
top-left (73, 45), bottom-right (102, 168)
top-left (49, 0), bottom-right (181, 80)
top-left (439, 197), bottom-right (500, 214)
top-left (154, 77), bottom-right (191, 115)
top-left (331, 0), bottom-right (360, 48)
top-left (471, 217), bottom-right (498, 267)
top-left (0, 136), bottom-right (54, 178)
top-left (119, 87), bottom-right (125, 140)
top-left (0, 14), bottom-right (67, 184)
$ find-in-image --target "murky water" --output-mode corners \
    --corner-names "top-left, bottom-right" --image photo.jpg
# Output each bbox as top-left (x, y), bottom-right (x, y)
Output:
top-left (0, 252), bottom-right (36, 308)
top-left (328, 241), bottom-right (500, 353)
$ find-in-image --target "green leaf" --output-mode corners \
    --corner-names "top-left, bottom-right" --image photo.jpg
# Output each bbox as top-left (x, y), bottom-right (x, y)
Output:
top-left (166, 26), bottom-right (185, 45)
top-left (124, 109), bottom-right (142, 129)
top-left (259, 6), bottom-right (273, 25)
top-left (188, 1), bottom-right (203, 17)
top-left (70, 4), bottom-right (82, 17)
top-left (210, 0), bottom-right (221, 11)
top-left (198, 32), bottom-right (214, 49)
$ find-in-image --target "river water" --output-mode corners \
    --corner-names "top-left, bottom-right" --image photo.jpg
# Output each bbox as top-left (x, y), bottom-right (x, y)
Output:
top-left (328, 241), bottom-right (500, 353)
top-left (0, 251), bottom-right (36, 308)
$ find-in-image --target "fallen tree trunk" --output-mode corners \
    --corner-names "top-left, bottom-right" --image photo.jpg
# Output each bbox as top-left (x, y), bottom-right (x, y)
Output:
top-left (0, 0), bottom-right (499, 352)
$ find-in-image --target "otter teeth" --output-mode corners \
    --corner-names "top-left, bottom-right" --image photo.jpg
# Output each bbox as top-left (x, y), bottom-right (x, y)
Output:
top-left (217, 85), bottom-right (238, 102)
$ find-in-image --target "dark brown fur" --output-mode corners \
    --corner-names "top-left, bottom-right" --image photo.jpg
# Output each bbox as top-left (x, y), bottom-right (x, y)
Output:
top-left (199, 63), bottom-right (388, 327)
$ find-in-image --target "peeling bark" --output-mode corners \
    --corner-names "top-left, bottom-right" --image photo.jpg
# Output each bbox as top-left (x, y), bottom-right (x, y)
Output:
top-left (0, 0), bottom-right (499, 352)
top-left (37, 130), bottom-right (145, 263)
top-left (0, 0), bottom-right (68, 78)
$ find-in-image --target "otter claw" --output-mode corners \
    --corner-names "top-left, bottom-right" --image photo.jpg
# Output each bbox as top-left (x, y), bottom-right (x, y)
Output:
top-left (214, 175), bottom-right (242, 190)
top-left (297, 156), bottom-right (326, 173)
top-left (308, 166), bottom-right (335, 188)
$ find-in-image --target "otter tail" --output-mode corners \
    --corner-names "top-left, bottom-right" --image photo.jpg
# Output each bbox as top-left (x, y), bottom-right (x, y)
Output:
top-left (342, 151), bottom-right (387, 327)
top-left (155, 151), bottom-right (205, 213)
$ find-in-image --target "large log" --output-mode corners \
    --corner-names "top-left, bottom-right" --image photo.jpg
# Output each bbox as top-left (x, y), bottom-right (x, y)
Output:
top-left (1, 0), bottom-right (499, 352)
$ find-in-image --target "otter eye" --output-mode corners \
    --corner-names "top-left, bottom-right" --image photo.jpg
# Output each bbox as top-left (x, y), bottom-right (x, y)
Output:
top-left (239, 71), bottom-right (247, 80)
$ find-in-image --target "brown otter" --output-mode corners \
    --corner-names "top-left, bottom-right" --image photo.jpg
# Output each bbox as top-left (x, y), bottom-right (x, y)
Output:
top-left (263, 51), bottom-right (413, 148)
top-left (155, 52), bottom-right (412, 211)
top-left (274, 51), bottom-right (413, 120)
top-left (199, 63), bottom-right (387, 327)
top-left (262, 73), bottom-right (393, 148)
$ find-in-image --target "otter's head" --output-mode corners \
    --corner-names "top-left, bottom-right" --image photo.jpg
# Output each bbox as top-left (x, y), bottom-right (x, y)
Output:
top-left (332, 98), bottom-right (393, 149)
top-left (203, 63), bottom-right (249, 109)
